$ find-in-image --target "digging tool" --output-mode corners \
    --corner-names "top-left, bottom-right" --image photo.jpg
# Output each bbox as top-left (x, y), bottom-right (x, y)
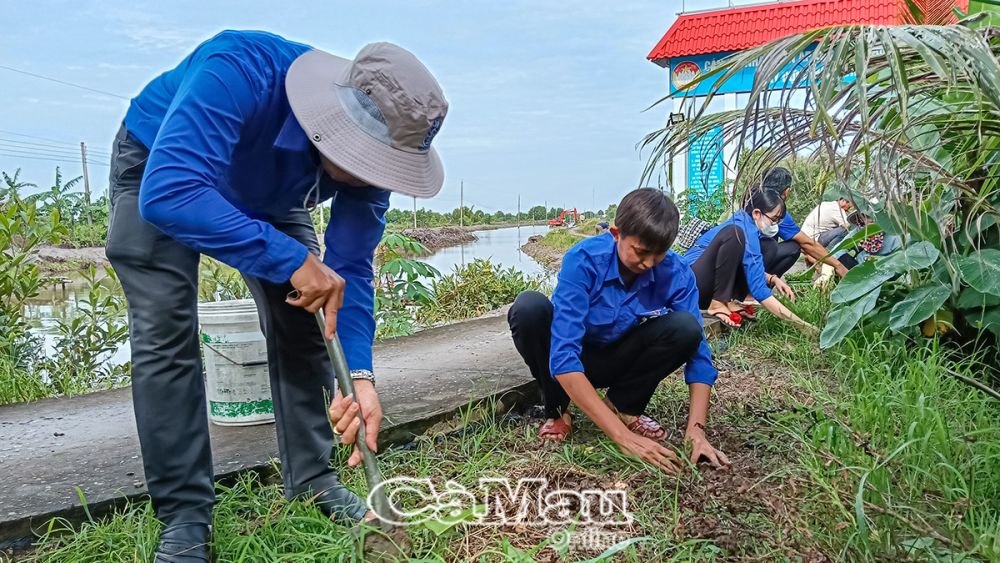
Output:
top-left (309, 306), bottom-right (411, 560)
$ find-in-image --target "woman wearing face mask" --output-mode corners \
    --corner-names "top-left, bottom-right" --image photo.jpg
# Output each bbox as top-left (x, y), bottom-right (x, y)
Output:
top-left (684, 189), bottom-right (809, 328)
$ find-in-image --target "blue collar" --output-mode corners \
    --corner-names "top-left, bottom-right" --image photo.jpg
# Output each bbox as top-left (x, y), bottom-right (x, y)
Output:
top-left (273, 113), bottom-right (309, 152)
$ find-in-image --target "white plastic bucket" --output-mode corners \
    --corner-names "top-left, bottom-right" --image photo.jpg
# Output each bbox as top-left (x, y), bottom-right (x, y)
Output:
top-left (198, 299), bottom-right (274, 426)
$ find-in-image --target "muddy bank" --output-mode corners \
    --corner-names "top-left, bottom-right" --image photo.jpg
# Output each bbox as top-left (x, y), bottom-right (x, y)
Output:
top-left (520, 235), bottom-right (564, 271)
top-left (401, 227), bottom-right (477, 251)
top-left (34, 246), bottom-right (109, 274)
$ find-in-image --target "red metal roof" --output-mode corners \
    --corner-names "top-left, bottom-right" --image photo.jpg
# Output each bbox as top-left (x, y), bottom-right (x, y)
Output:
top-left (648, 0), bottom-right (970, 62)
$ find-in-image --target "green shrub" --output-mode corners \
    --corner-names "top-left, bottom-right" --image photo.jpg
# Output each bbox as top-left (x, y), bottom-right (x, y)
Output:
top-left (199, 257), bottom-right (252, 302)
top-left (42, 267), bottom-right (130, 395)
top-left (419, 258), bottom-right (541, 324)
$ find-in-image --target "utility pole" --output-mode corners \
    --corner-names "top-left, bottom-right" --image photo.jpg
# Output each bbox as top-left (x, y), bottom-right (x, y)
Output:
top-left (544, 200), bottom-right (547, 222)
top-left (80, 142), bottom-right (92, 226)
top-left (517, 195), bottom-right (521, 228)
top-left (412, 196), bottom-right (417, 229)
top-left (460, 180), bottom-right (464, 227)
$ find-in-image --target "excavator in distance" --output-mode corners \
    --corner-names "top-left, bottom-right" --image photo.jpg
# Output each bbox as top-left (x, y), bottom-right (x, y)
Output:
top-left (548, 208), bottom-right (578, 228)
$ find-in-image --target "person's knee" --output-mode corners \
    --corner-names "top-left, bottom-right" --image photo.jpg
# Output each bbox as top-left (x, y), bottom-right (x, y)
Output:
top-left (717, 225), bottom-right (746, 253)
top-left (668, 311), bottom-right (704, 355)
top-left (786, 241), bottom-right (802, 259)
top-left (508, 291), bottom-right (552, 335)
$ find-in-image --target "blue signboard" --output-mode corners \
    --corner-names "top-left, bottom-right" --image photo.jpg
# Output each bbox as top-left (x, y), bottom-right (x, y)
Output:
top-left (687, 125), bottom-right (724, 209)
top-left (668, 46), bottom-right (815, 97)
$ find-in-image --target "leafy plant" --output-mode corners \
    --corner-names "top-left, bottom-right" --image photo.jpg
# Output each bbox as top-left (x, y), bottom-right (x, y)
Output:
top-left (43, 267), bottom-right (130, 395)
top-left (1, 168), bottom-right (36, 202)
top-left (32, 167), bottom-right (83, 226)
top-left (0, 193), bottom-right (64, 362)
top-left (642, 3), bottom-right (1000, 363)
top-left (374, 232), bottom-right (439, 339)
top-left (419, 258), bottom-right (542, 324)
top-left (198, 257), bottom-right (252, 302)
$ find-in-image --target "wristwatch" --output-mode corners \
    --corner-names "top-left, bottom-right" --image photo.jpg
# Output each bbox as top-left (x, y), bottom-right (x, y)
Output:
top-left (350, 369), bottom-right (375, 386)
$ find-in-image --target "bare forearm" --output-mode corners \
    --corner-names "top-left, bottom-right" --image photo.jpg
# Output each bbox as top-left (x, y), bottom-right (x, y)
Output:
top-left (556, 372), bottom-right (629, 441)
top-left (687, 383), bottom-right (712, 433)
top-left (799, 236), bottom-right (847, 272)
top-left (761, 296), bottom-right (804, 324)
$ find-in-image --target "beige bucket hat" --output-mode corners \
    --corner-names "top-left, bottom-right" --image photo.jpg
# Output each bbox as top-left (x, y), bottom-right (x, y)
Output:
top-left (286, 42), bottom-right (448, 198)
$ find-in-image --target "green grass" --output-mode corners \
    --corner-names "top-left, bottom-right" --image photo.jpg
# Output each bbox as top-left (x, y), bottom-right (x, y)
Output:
top-left (0, 357), bottom-right (54, 405)
top-left (21, 285), bottom-right (1000, 562)
top-left (24, 381), bottom-right (807, 561)
top-left (729, 286), bottom-right (1000, 561)
top-left (538, 229), bottom-right (580, 252)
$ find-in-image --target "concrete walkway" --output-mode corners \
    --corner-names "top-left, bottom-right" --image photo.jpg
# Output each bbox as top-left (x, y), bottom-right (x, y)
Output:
top-left (0, 315), bottom-right (534, 545)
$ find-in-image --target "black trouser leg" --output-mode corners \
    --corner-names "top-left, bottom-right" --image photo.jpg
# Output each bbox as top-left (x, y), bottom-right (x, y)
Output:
top-left (508, 291), bottom-right (704, 418)
top-left (106, 126), bottom-right (213, 527)
top-left (690, 225), bottom-right (749, 309)
top-left (239, 210), bottom-right (366, 521)
top-left (586, 313), bottom-right (703, 415)
top-left (508, 291), bottom-right (569, 419)
top-left (759, 237), bottom-right (801, 277)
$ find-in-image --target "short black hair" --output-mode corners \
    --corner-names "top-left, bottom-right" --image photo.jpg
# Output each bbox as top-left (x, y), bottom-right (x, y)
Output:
top-left (615, 188), bottom-right (679, 253)
top-left (761, 167), bottom-right (792, 193)
top-left (744, 188), bottom-right (786, 218)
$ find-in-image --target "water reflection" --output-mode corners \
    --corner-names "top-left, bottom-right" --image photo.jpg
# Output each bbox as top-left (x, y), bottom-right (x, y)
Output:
top-left (420, 224), bottom-right (548, 278)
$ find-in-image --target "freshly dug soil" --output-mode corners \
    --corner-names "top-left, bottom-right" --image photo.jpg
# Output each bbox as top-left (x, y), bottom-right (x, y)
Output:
top-left (520, 235), bottom-right (564, 271)
top-left (401, 227), bottom-right (476, 251)
top-left (34, 245), bottom-right (109, 274)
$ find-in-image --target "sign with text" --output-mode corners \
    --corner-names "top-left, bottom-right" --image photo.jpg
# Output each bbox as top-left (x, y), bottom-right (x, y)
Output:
top-left (687, 125), bottom-right (725, 209)
top-left (668, 46), bottom-right (816, 96)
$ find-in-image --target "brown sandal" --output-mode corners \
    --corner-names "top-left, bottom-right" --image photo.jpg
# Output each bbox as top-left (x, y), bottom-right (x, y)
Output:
top-left (538, 416), bottom-right (572, 441)
top-left (626, 415), bottom-right (668, 441)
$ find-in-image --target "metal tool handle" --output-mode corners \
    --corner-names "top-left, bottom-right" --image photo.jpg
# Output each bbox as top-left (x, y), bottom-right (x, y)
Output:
top-left (313, 310), bottom-right (394, 521)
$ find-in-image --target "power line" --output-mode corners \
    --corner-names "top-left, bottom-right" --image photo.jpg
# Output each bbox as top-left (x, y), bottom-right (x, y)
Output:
top-left (0, 138), bottom-right (111, 157)
top-left (0, 141), bottom-right (110, 160)
top-left (0, 145), bottom-right (107, 163)
top-left (0, 64), bottom-right (131, 100)
top-left (0, 150), bottom-right (108, 167)
top-left (0, 129), bottom-right (83, 145)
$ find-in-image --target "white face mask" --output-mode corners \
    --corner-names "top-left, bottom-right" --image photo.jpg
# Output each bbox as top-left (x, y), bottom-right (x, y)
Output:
top-left (756, 212), bottom-right (780, 237)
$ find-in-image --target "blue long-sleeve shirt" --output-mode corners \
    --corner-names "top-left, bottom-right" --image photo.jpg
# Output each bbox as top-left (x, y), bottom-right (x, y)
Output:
top-left (684, 210), bottom-right (773, 303)
top-left (774, 213), bottom-right (801, 241)
top-left (549, 233), bottom-right (718, 386)
top-left (123, 30), bottom-right (390, 372)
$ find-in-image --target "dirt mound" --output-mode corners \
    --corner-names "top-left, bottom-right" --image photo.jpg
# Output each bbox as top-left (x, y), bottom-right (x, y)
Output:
top-left (520, 236), bottom-right (564, 271)
top-left (401, 227), bottom-right (476, 251)
top-left (34, 246), bottom-right (109, 274)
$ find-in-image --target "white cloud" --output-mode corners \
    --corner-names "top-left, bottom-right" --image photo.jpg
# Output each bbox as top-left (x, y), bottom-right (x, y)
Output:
top-left (97, 5), bottom-right (203, 53)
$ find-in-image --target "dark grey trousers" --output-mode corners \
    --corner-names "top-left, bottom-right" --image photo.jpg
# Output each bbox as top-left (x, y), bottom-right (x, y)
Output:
top-left (105, 125), bottom-right (366, 526)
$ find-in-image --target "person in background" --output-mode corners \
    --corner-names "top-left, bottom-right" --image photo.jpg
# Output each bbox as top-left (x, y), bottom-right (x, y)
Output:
top-left (508, 188), bottom-right (730, 473)
top-left (756, 167), bottom-right (850, 279)
top-left (802, 194), bottom-right (854, 251)
top-left (685, 189), bottom-right (814, 330)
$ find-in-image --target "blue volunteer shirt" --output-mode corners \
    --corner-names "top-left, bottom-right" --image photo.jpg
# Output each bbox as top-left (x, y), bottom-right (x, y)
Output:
top-left (123, 30), bottom-right (390, 373)
top-left (684, 210), bottom-right (773, 303)
top-left (774, 213), bottom-right (801, 241)
top-left (549, 233), bottom-right (718, 386)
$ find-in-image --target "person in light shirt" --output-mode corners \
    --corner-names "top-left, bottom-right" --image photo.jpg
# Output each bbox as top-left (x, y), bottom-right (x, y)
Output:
top-left (801, 195), bottom-right (854, 249)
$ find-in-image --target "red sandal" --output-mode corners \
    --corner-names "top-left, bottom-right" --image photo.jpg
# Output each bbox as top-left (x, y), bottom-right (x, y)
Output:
top-left (538, 416), bottom-right (572, 442)
top-left (626, 415), bottom-right (668, 441)
top-left (709, 310), bottom-right (742, 328)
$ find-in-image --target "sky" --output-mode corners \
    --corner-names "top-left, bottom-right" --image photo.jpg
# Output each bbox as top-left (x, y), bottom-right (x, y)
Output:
top-left (0, 0), bottom-right (765, 214)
